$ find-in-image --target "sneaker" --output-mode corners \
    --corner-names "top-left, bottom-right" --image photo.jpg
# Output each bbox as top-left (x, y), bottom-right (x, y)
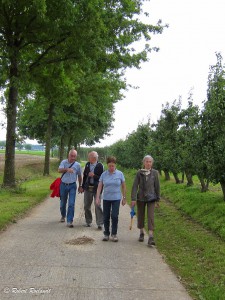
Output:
top-left (148, 236), bottom-right (155, 247)
top-left (84, 223), bottom-right (91, 227)
top-left (97, 225), bottom-right (102, 230)
top-left (67, 222), bottom-right (74, 228)
top-left (60, 217), bottom-right (65, 223)
top-left (138, 233), bottom-right (144, 242)
top-left (102, 235), bottom-right (109, 241)
top-left (111, 235), bottom-right (118, 242)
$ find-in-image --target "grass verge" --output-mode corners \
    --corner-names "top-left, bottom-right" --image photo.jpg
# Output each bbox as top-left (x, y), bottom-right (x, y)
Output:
top-left (155, 199), bottom-right (225, 300)
top-left (0, 159), bottom-right (59, 231)
top-left (122, 168), bottom-right (225, 300)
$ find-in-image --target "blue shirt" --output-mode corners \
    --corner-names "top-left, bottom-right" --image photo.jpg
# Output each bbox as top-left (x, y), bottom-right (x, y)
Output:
top-left (99, 169), bottom-right (125, 201)
top-left (59, 160), bottom-right (82, 184)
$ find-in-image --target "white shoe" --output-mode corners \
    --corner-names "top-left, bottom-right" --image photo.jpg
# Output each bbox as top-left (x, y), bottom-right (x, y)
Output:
top-left (111, 235), bottom-right (118, 242)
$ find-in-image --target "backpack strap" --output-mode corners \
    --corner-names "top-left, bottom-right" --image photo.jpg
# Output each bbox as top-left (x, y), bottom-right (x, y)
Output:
top-left (61, 161), bottom-right (75, 179)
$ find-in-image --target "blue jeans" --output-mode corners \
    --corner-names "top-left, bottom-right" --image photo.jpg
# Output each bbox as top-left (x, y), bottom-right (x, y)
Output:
top-left (60, 182), bottom-right (77, 223)
top-left (103, 200), bottom-right (120, 236)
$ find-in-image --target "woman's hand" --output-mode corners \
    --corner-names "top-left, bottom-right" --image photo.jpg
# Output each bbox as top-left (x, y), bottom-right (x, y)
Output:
top-left (155, 201), bottom-right (160, 208)
top-left (122, 199), bottom-right (126, 206)
top-left (96, 182), bottom-right (103, 206)
top-left (131, 201), bottom-right (136, 207)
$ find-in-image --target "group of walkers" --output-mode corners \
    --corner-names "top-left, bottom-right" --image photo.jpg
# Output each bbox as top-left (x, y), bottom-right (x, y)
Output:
top-left (58, 149), bottom-right (160, 247)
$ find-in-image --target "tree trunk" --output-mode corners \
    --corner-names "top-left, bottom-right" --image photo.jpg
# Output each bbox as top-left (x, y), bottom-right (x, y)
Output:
top-left (206, 179), bottom-right (210, 190)
top-left (181, 171), bottom-right (185, 183)
top-left (220, 181), bottom-right (225, 201)
top-left (59, 135), bottom-right (65, 161)
top-left (67, 136), bottom-right (73, 156)
top-left (186, 171), bottom-right (194, 186)
top-left (164, 170), bottom-right (170, 181)
top-left (173, 172), bottom-right (181, 184)
top-left (198, 175), bottom-right (209, 192)
top-left (3, 58), bottom-right (18, 187)
top-left (43, 103), bottom-right (54, 176)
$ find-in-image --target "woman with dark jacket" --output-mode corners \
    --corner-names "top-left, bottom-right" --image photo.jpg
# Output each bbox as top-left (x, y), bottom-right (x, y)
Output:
top-left (131, 155), bottom-right (160, 247)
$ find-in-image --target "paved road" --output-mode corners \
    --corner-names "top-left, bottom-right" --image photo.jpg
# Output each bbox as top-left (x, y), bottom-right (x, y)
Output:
top-left (0, 193), bottom-right (192, 300)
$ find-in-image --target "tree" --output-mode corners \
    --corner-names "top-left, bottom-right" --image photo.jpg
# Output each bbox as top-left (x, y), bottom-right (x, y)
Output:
top-left (109, 121), bottom-right (152, 169)
top-left (0, 0), bottom-right (165, 187)
top-left (178, 95), bottom-right (200, 186)
top-left (17, 65), bottom-right (124, 174)
top-left (150, 100), bottom-right (182, 183)
top-left (24, 144), bottom-right (32, 151)
top-left (0, 141), bottom-right (6, 147)
top-left (201, 53), bottom-right (225, 199)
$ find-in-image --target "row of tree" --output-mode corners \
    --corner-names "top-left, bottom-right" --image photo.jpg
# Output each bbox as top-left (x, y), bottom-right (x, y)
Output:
top-left (0, 0), bottom-right (164, 187)
top-left (0, 140), bottom-right (33, 150)
top-left (108, 53), bottom-right (225, 200)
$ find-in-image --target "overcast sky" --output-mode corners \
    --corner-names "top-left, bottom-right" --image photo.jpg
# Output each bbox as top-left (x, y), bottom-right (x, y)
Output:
top-left (1, 0), bottom-right (225, 146)
top-left (94, 0), bottom-right (225, 147)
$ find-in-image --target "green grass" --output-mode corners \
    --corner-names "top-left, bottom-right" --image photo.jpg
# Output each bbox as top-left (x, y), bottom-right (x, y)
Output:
top-left (159, 177), bottom-right (225, 240)
top-left (155, 200), bottom-right (225, 300)
top-left (122, 169), bottom-right (225, 300)
top-left (0, 180), bottom-right (50, 228)
top-left (0, 159), bottom-right (59, 231)
top-left (0, 157), bottom-right (85, 231)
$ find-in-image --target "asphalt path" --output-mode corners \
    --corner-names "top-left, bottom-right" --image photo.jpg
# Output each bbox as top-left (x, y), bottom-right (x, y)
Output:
top-left (0, 192), bottom-right (192, 300)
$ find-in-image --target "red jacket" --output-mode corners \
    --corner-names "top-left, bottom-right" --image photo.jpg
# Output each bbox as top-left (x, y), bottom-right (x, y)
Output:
top-left (50, 177), bottom-right (61, 198)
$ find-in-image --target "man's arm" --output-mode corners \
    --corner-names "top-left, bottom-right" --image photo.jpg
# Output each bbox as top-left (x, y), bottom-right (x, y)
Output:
top-left (78, 175), bottom-right (83, 193)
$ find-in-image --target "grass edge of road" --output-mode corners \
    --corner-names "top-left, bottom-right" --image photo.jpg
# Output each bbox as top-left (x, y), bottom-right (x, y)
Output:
top-left (122, 167), bottom-right (225, 300)
top-left (0, 159), bottom-right (59, 232)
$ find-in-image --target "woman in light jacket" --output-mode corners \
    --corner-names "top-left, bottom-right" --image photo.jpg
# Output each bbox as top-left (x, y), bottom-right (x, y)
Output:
top-left (96, 156), bottom-right (126, 242)
top-left (131, 155), bottom-right (160, 247)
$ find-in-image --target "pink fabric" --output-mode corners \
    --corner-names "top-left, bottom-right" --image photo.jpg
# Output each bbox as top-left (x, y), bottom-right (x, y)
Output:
top-left (50, 177), bottom-right (61, 198)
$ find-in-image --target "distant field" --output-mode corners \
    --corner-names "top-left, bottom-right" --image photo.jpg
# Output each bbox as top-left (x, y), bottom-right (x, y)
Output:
top-left (0, 150), bottom-right (45, 156)
top-left (0, 154), bottom-right (46, 175)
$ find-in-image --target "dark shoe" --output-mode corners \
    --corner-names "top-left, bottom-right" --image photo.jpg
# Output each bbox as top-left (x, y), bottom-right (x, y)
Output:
top-left (138, 233), bottom-right (144, 242)
top-left (60, 217), bottom-right (65, 222)
top-left (148, 236), bottom-right (155, 247)
top-left (102, 235), bottom-right (109, 241)
top-left (67, 222), bottom-right (74, 228)
top-left (97, 225), bottom-right (102, 230)
top-left (84, 223), bottom-right (91, 227)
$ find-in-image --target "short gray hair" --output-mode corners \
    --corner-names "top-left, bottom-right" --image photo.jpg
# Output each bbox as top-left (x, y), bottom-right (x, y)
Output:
top-left (69, 149), bottom-right (77, 156)
top-left (89, 151), bottom-right (98, 160)
top-left (143, 155), bottom-right (154, 163)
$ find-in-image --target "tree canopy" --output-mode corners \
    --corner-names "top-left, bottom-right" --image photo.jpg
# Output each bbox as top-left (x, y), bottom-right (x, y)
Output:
top-left (108, 53), bottom-right (225, 199)
top-left (0, 0), bottom-right (165, 186)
